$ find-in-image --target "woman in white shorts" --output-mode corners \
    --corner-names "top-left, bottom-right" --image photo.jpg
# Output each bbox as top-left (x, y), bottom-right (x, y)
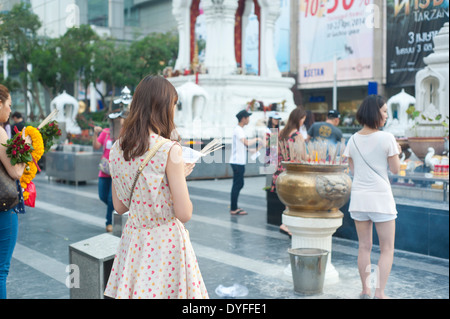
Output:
top-left (343, 95), bottom-right (401, 299)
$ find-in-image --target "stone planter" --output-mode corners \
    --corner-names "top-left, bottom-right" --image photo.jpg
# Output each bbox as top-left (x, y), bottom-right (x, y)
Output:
top-left (276, 163), bottom-right (351, 218)
top-left (45, 148), bottom-right (102, 184)
top-left (407, 137), bottom-right (446, 160)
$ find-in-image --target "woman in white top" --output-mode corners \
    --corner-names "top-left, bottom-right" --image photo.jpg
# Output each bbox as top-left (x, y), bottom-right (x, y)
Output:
top-left (343, 95), bottom-right (401, 299)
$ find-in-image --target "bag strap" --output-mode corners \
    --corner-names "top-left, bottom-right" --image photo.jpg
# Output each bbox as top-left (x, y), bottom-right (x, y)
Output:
top-left (352, 136), bottom-right (390, 186)
top-left (129, 139), bottom-right (170, 204)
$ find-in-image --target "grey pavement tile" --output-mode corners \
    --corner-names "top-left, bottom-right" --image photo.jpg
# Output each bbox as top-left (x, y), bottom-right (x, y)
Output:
top-left (3, 173), bottom-right (448, 300)
top-left (7, 258), bottom-right (68, 299)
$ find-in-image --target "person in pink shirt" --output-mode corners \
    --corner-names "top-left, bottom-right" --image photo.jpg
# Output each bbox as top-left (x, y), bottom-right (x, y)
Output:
top-left (93, 126), bottom-right (114, 232)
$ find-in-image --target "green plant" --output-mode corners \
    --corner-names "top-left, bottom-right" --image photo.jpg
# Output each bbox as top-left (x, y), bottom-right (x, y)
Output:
top-left (39, 121), bottom-right (62, 152)
top-left (76, 110), bottom-right (109, 130)
top-left (406, 106), bottom-right (449, 137)
top-left (67, 134), bottom-right (92, 146)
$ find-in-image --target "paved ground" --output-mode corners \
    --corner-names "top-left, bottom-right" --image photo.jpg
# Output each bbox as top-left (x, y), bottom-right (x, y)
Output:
top-left (6, 172), bottom-right (449, 299)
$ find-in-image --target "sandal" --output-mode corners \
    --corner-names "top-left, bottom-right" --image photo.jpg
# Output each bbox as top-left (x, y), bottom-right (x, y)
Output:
top-left (230, 208), bottom-right (248, 215)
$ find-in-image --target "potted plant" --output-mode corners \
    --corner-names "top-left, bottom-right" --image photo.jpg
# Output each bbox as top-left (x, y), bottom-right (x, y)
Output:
top-left (405, 106), bottom-right (449, 160)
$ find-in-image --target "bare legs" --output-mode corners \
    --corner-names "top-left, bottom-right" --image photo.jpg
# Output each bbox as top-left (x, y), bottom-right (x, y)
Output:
top-left (373, 220), bottom-right (396, 298)
top-left (354, 220), bottom-right (395, 299)
top-left (354, 220), bottom-right (373, 297)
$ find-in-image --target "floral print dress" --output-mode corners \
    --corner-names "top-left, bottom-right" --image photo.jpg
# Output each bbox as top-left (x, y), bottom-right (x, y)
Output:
top-left (104, 135), bottom-right (209, 299)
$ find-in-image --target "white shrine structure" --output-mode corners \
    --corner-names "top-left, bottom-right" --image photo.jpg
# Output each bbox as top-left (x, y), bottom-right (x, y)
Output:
top-left (170, 0), bottom-right (296, 140)
top-left (406, 22), bottom-right (449, 138)
top-left (50, 91), bottom-right (82, 135)
top-left (385, 89), bottom-right (416, 138)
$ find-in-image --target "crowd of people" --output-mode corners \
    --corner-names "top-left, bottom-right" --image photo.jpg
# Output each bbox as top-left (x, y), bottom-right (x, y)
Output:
top-left (0, 78), bottom-right (401, 300)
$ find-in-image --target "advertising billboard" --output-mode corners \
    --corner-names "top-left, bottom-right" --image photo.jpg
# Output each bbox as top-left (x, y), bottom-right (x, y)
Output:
top-left (298, 0), bottom-right (375, 84)
top-left (386, 0), bottom-right (449, 87)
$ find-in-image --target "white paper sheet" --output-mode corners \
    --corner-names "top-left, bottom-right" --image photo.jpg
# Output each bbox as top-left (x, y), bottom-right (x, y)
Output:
top-left (182, 147), bottom-right (204, 163)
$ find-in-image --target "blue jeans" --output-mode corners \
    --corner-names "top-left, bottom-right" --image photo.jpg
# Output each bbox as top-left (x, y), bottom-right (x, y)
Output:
top-left (98, 177), bottom-right (114, 226)
top-left (0, 210), bottom-right (18, 299)
top-left (230, 164), bottom-right (245, 211)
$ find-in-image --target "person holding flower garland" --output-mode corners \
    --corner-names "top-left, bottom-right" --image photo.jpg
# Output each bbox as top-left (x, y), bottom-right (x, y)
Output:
top-left (0, 84), bottom-right (30, 299)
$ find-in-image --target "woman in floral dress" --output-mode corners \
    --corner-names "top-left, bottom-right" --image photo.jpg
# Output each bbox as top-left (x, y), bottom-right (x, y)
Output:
top-left (104, 75), bottom-right (208, 299)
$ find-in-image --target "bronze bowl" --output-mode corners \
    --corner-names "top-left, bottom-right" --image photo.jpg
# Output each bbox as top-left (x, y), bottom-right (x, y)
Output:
top-left (276, 162), bottom-right (352, 218)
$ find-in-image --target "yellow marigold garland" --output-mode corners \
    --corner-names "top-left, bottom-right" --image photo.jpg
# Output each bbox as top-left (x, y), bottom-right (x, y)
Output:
top-left (20, 126), bottom-right (45, 200)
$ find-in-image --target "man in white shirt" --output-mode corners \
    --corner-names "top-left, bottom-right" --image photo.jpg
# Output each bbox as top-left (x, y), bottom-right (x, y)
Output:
top-left (229, 110), bottom-right (261, 215)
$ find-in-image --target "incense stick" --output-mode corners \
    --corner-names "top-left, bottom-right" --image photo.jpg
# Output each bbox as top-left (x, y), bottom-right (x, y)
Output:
top-left (278, 137), bottom-right (347, 165)
top-left (200, 138), bottom-right (223, 156)
top-left (38, 109), bottom-right (59, 129)
top-left (202, 145), bottom-right (224, 156)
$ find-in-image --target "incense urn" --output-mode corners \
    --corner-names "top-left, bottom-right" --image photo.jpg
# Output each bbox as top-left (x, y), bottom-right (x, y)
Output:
top-left (276, 163), bottom-right (351, 218)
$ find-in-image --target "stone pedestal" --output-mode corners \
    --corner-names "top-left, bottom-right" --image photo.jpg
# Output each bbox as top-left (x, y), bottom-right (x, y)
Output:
top-left (283, 213), bottom-right (343, 285)
top-left (69, 233), bottom-right (120, 299)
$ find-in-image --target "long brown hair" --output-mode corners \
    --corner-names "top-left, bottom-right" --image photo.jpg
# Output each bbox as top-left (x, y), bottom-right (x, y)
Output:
top-left (0, 84), bottom-right (10, 104)
top-left (279, 106), bottom-right (306, 140)
top-left (120, 75), bottom-right (178, 161)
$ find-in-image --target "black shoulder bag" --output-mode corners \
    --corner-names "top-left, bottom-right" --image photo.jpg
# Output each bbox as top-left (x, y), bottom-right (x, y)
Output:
top-left (0, 161), bottom-right (20, 211)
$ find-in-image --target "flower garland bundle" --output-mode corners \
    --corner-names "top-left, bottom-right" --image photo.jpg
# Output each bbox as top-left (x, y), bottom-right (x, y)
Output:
top-left (20, 126), bottom-right (45, 200)
top-left (40, 121), bottom-right (62, 153)
top-left (2, 133), bottom-right (33, 165)
top-left (2, 110), bottom-right (59, 204)
top-left (2, 125), bottom-right (44, 201)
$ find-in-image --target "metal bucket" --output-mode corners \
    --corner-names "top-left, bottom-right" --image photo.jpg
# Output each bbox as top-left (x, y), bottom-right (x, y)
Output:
top-left (112, 211), bottom-right (128, 237)
top-left (288, 248), bottom-right (329, 295)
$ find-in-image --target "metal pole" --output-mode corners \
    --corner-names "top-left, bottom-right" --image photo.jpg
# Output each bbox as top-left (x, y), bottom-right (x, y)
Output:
top-left (3, 52), bottom-right (8, 79)
top-left (333, 54), bottom-right (337, 110)
top-left (90, 82), bottom-right (97, 112)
